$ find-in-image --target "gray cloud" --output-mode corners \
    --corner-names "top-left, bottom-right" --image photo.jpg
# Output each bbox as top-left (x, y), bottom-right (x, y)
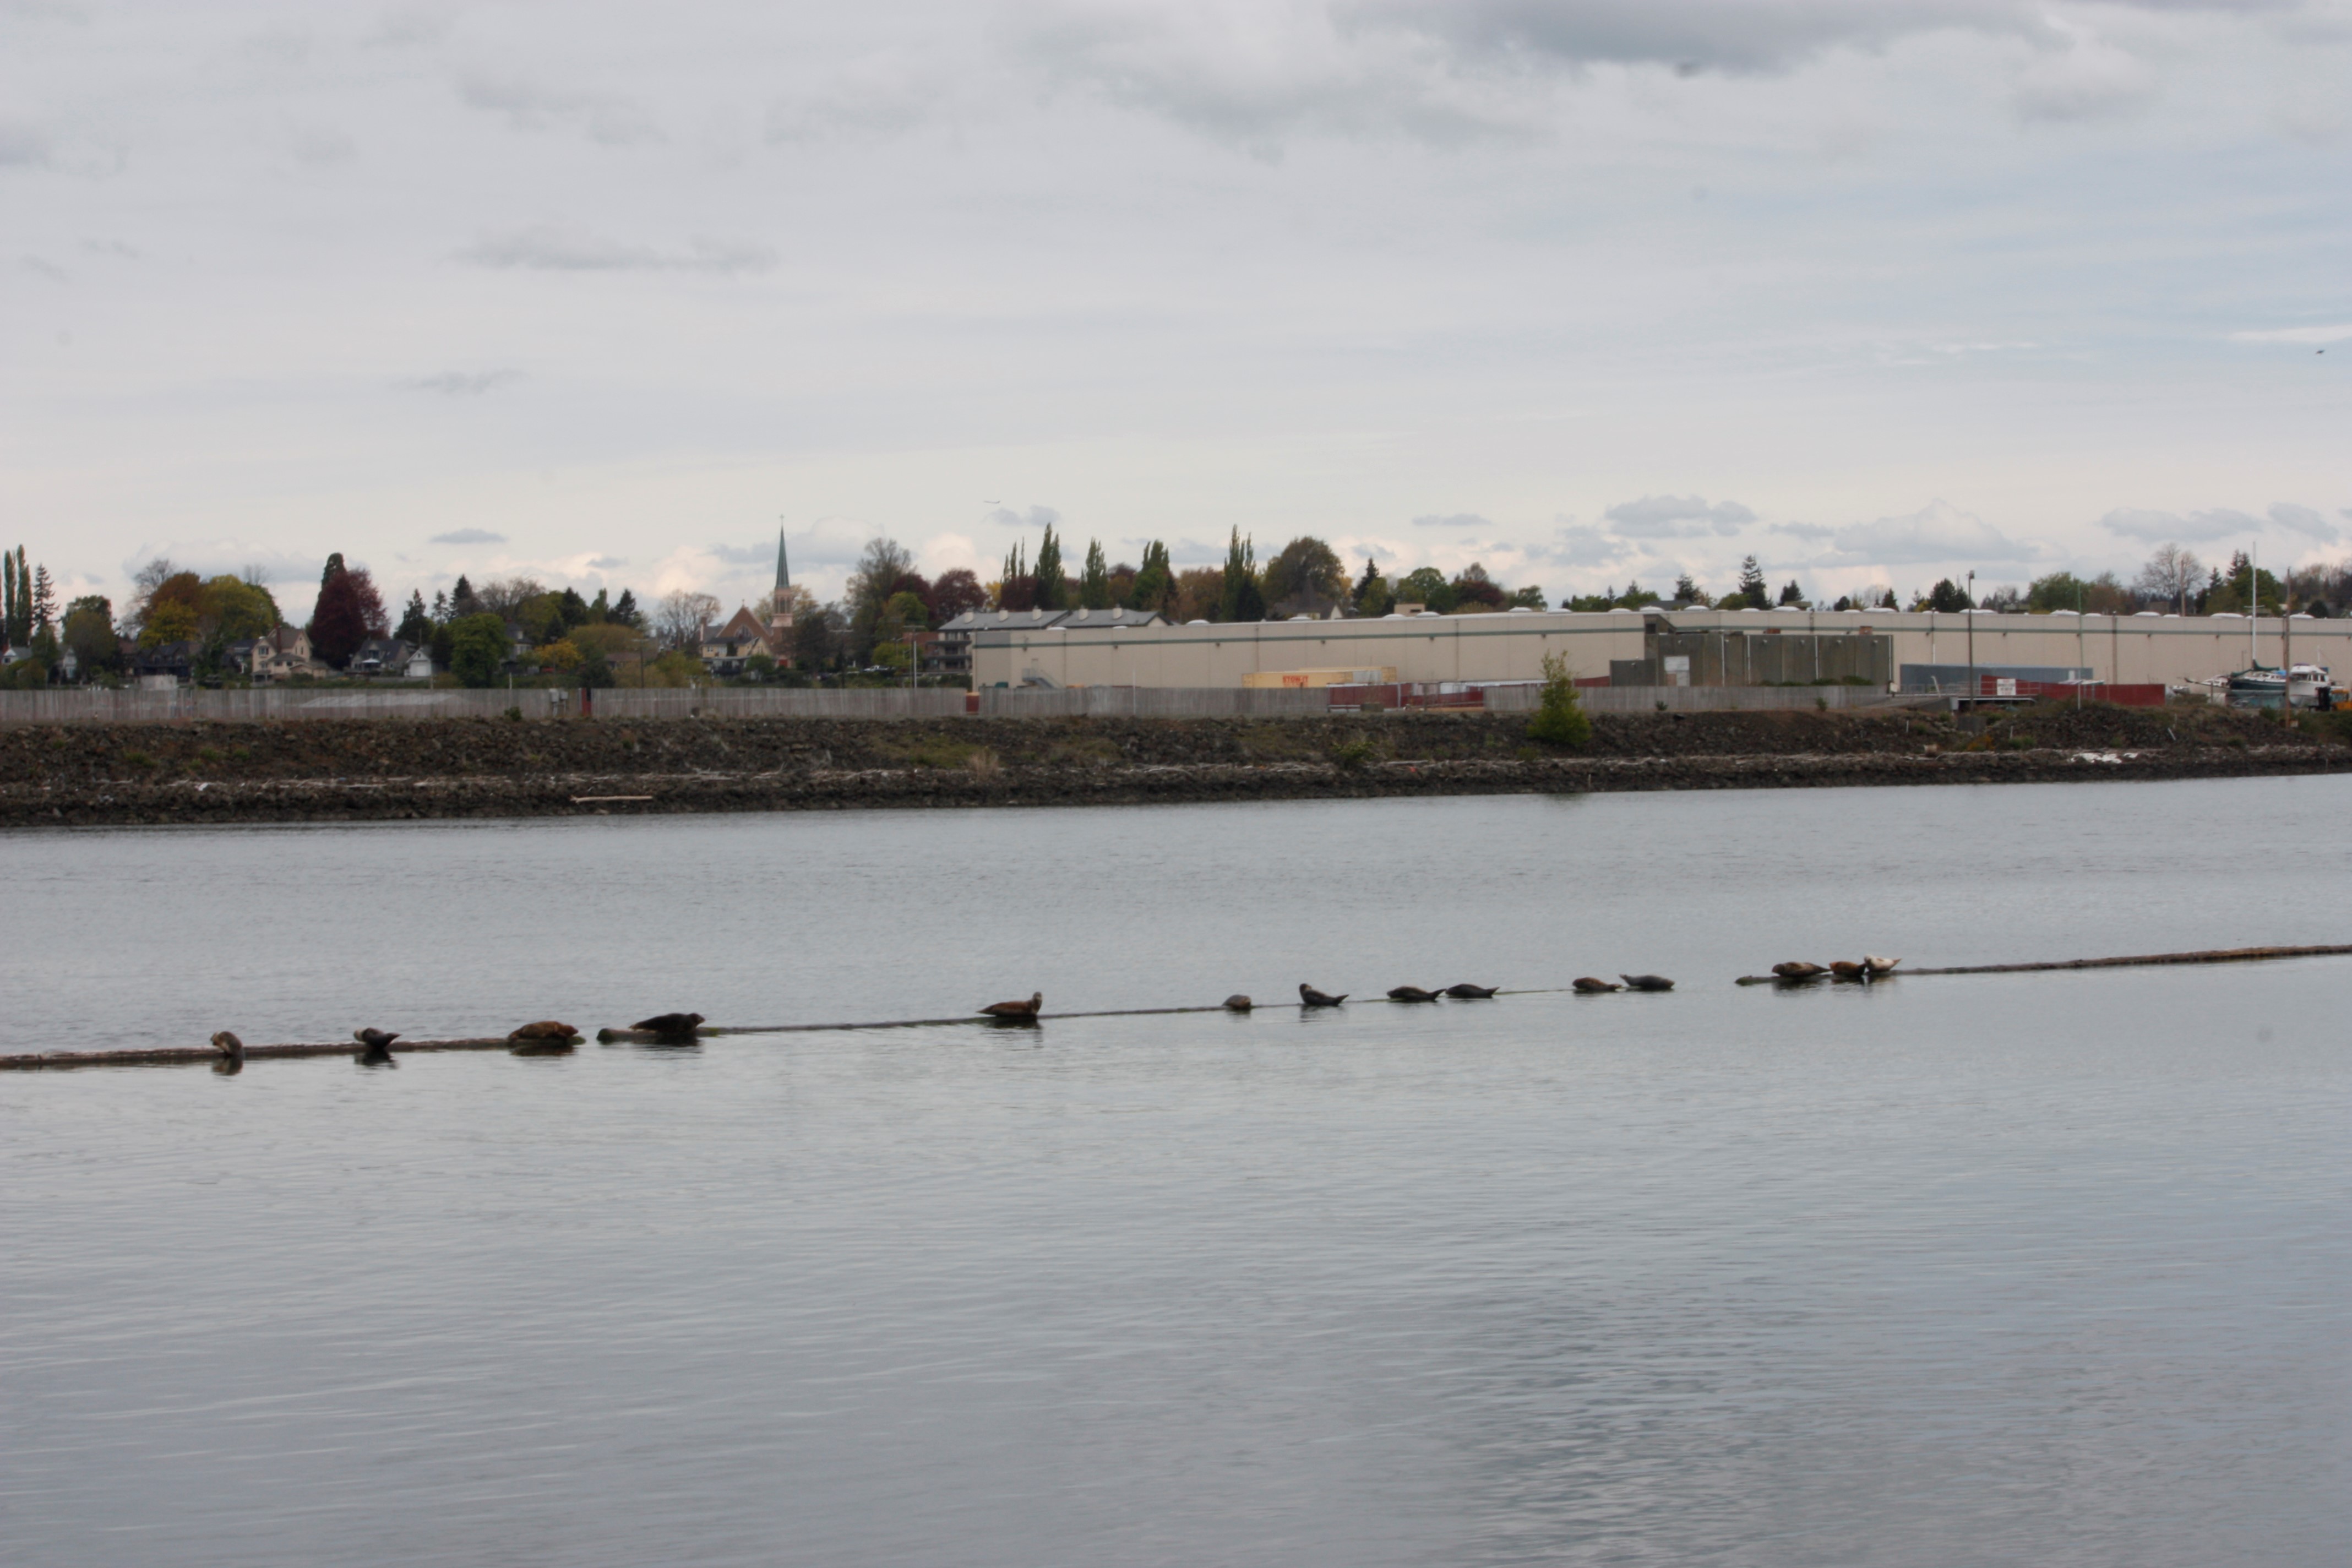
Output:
top-left (0, 117), bottom-right (52, 167)
top-left (707, 542), bottom-right (776, 567)
top-left (1604, 494), bottom-right (1756, 537)
top-left (2100, 505), bottom-right (2263, 543)
top-left (405, 369), bottom-right (522, 395)
top-left (1413, 511), bottom-right (1492, 528)
top-left (288, 124), bottom-right (357, 166)
top-left (2267, 502), bottom-right (2340, 541)
top-left (21, 254), bottom-right (68, 282)
top-left (1537, 525), bottom-right (1634, 568)
top-left (457, 72), bottom-right (663, 146)
top-left (586, 555), bottom-right (626, 570)
top-left (2230, 323), bottom-right (2352, 344)
top-left (985, 504), bottom-right (1063, 533)
top-left (458, 224), bottom-right (775, 275)
top-left (429, 527), bottom-right (507, 545)
top-left (766, 53), bottom-right (946, 144)
top-left (1820, 499), bottom-right (2043, 564)
top-left (1770, 521), bottom-right (1836, 541)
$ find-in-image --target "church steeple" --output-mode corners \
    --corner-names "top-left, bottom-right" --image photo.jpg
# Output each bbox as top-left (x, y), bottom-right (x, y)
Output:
top-left (766, 524), bottom-right (796, 663)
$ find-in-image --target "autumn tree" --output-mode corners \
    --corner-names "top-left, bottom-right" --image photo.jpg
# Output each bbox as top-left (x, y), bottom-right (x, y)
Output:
top-left (932, 569), bottom-right (987, 621)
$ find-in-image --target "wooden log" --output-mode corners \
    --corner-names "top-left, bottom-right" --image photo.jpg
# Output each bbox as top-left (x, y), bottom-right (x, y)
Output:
top-left (0, 1036), bottom-right (518, 1070)
top-left (1736, 942), bottom-right (2352, 985)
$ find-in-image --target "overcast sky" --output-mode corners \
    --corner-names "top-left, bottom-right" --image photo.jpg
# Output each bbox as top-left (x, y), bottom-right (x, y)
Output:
top-left (5, 0), bottom-right (2348, 617)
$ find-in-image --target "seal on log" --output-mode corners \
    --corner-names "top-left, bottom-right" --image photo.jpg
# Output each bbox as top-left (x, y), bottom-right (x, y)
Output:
top-left (210, 1031), bottom-right (244, 1073)
top-left (1443, 984), bottom-right (1498, 999)
top-left (1387, 986), bottom-right (1440, 1003)
top-left (1299, 984), bottom-right (1347, 1007)
top-left (354, 1027), bottom-right (400, 1065)
top-left (979, 993), bottom-right (1042, 1020)
top-left (1771, 962), bottom-right (1826, 982)
top-left (508, 1021), bottom-right (579, 1053)
top-left (1864, 955), bottom-right (1901, 976)
top-left (1571, 978), bottom-right (1621, 994)
top-left (509, 1025), bottom-right (577, 1055)
top-left (633, 1012), bottom-right (705, 1037)
top-left (1223, 995), bottom-right (1253, 1011)
top-left (1619, 974), bottom-right (1675, 992)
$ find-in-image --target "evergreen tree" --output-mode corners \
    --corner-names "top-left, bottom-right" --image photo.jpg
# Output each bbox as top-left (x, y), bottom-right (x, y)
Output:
top-left (450, 574), bottom-right (481, 619)
top-left (396, 591), bottom-right (432, 645)
top-left (1777, 579), bottom-right (1804, 607)
top-left (611, 587), bottom-right (640, 628)
top-left (1673, 572), bottom-right (1698, 604)
top-left (1079, 539), bottom-right (1112, 609)
top-left (1218, 529), bottom-right (1263, 622)
top-left (557, 586), bottom-right (590, 630)
top-left (30, 564), bottom-right (56, 633)
top-left (1127, 541), bottom-right (1174, 615)
top-left (10, 547), bottom-right (30, 646)
top-left (431, 588), bottom-right (449, 623)
top-left (1736, 555), bottom-right (1767, 606)
top-left (2, 545), bottom-right (16, 650)
top-left (588, 588), bottom-right (611, 623)
top-left (319, 552), bottom-right (346, 588)
top-left (1032, 525), bottom-right (1065, 611)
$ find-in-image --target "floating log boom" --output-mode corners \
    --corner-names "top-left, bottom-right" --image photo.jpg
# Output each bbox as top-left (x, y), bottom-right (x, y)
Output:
top-left (1734, 942), bottom-right (2352, 985)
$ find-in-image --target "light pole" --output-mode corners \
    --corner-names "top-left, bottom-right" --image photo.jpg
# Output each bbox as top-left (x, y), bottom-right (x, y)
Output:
top-left (1965, 569), bottom-right (1976, 708)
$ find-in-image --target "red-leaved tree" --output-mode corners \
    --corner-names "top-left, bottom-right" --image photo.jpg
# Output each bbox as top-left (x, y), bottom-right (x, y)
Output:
top-left (307, 561), bottom-right (386, 669)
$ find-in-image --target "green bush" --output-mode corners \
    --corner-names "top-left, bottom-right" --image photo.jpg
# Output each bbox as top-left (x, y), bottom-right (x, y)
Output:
top-left (1332, 737), bottom-right (1376, 771)
top-left (1527, 653), bottom-right (1592, 748)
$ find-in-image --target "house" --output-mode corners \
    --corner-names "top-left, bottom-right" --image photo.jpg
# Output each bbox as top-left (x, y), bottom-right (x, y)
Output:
top-left (699, 605), bottom-right (778, 674)
top-left (253, 625), bottom-right (324, 682)
top-left (133, 639), bottom-right (197, 687)
top-left (349, 636), bottom-right (412, 675)
top-left (405, 646), bottom-right (434, 679)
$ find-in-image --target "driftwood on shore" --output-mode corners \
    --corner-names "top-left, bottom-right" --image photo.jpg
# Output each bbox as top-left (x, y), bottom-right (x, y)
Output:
top-left (1732, 943), bottom-right (2352, 986)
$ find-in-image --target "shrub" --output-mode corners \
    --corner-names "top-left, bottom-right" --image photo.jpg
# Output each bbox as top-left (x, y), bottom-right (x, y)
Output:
top-left (1527, 653), bottom-right (1592, 749)
top-left (1333, 737), bottom-right (1376, 771)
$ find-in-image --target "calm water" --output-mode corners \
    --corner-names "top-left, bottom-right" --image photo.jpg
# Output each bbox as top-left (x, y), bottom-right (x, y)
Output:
top-left (3, 780), bottom-right (2349, 1566)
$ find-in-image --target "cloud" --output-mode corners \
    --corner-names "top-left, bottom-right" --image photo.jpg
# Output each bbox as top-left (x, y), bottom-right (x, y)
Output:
top-left (2229, 323), bottom-right (2352, 345)
top-left (1821, 499), bottom-right (2043, 563)
top-left (1413, 511), bottom-right (1492, 528)
top-left (585, 555), bottom-right (626, 571)
top-left (1770, 521), bottom-right (1836, 541)
top-left (1603, 494), bottom-right (1756, 538)
top-left (405, 369), bottom-right (522, 395)
top-left (2267, 502), bottom-right (2340, 542)
top-left (2011, 25), bottom-right (2157, 122)
top-left (984, 504), bottom-right (1063, 533)
top-left (288, 125), bottom-right (357, 165)
top-left (429, 527), bottom-right (507, 545)
top-left (1537, 525), bottom-right (1634, 568)
top-left (0, 117), bottom-right (52, 167)
top-left (20, 254), bottom-right (68, 282)
top-left (456, 72), bottom-right (663, 146)
top-left (765, 53), bottom-right (946, 144)
top-left (2100, 505), bottom-right (2262, 543)
top-left (707, 542), bottom-right (777, 567)
top-left (457, 224), bottom-right (775, 275)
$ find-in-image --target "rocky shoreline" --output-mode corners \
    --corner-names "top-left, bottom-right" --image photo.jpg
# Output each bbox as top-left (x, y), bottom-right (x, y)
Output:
top-left (2, 707), bottom-right (2340, 827)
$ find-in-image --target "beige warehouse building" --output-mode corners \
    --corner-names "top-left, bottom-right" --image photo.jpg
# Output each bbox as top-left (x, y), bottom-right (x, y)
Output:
top-left (973, 606), bottom-right (2352, 693)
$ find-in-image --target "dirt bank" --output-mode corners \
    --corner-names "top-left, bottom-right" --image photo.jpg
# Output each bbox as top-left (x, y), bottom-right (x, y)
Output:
top-left (2, 705), bottom-right (2338, 827)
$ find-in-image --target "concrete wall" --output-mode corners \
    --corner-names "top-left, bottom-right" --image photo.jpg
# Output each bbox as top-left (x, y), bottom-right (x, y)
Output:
top-left (975, 606), bottom-right (2351, 692)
